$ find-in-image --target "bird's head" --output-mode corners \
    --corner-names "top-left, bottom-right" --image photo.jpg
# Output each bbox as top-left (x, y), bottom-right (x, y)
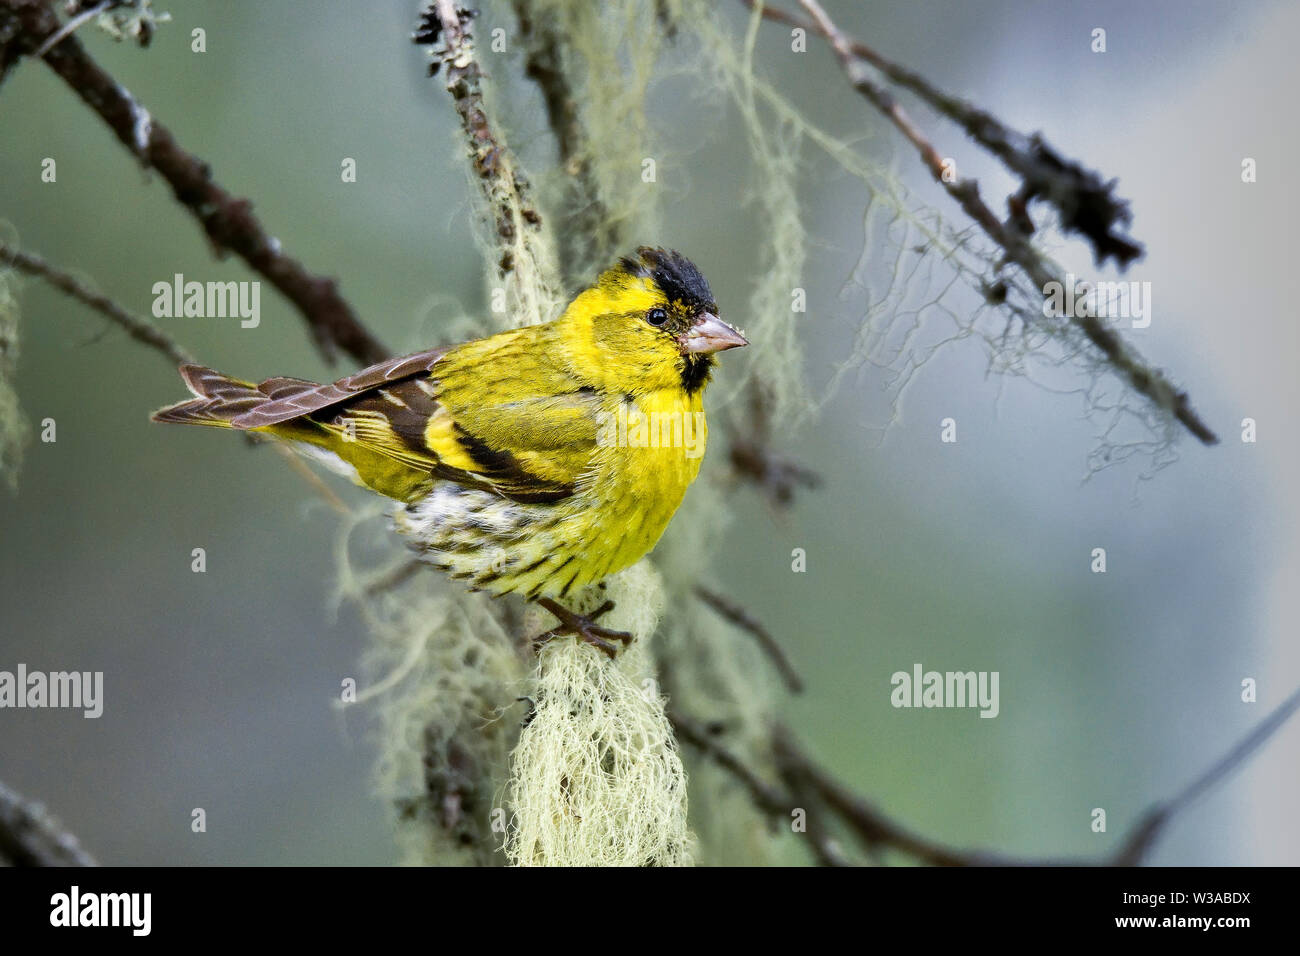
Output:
top-left (557, 247), bottom-right (747, 394)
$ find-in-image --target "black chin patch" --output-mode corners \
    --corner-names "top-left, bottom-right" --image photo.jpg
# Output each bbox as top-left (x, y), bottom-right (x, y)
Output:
top-left (680, 353), bottom-right (714, 394)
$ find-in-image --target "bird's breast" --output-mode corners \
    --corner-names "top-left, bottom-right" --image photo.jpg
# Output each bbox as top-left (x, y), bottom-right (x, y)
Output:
top-left (582, 387), bottom-right (707, 564)
top-left (394, 387), bottom-right (708, 600)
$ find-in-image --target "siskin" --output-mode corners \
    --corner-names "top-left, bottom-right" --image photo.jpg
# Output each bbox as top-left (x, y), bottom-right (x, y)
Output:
top-left (153, 248), bottom-right (747, 656)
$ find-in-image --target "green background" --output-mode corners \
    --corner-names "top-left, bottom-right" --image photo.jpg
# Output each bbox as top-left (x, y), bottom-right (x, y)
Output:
top-left (1, 0), bottom-right (1296, 864)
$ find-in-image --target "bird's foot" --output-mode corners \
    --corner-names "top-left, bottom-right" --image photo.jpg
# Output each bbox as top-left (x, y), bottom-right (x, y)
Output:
top-left (534, 597), bottom-right (634, 660)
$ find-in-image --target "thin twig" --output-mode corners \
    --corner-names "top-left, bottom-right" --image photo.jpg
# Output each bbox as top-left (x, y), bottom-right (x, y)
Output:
top-left (511, 2), bottom-right (618, 278)
top-left (770, 723), bottom-right (1014, 866)
top-left (0, 8), bottom-right (22, 84)
top-left (0, 780), bottom-right (96, 866)
top-left (414, 1), bottom-right (558, 326)
top-left (270, 443), bottom-right (349, 516)
top-left (675, 683), bottom-right (1300, 866)
top-left (1111, 684), bottom-right (1300, 866)
top-left (796, 0), bottom-right (1216, 446)
top-left (742, 0), bottom-right (1142, 268)
top-left (743, 0), bottom-right (1216, 446)
top-left (729, 379), bottom-right (821, 509)
top-left (695, 585), bottom-right (804, 693)
top-left (771, 731), bottom-right (853, 865)
top-left (0, 244), bottom-right (390, 517)
top-left (671, 707), bottom-right (983, 866)
top-left (31, 0), bottom-right (108, 58)
top-left (1, 241), bottom-right (194, 366)
top-left (0, 0), bottom-right (389, 367)
top-left (363, 557), bottom-right (428, 598)
top-left (728, 436), bottom-right (822, 507)
top-left (666, 707), bottom-right (790, 811)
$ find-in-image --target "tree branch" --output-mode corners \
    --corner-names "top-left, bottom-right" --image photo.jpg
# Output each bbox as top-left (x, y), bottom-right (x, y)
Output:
top-left (741, 0), bottom-right (1217, 447)
top-left (743, 0), bottom-right (1142, 269)
top-left (0, 0), bottom-right (389, 367)
top-left (666, 707), bottom-right (790, 811)
top-left (1112, 683), bottom-right (1300, 866)
top-left (0, 780), bottom-right (96, 866)
top-left (1, 240), bottom-right (193, 366)
top-left (728, 435), bottom-right (822, 508)
top-left (694, 585), bottom-right (804, 693)
top-left (414, 1), bottom-right (558, 327)
top-left (674, 683), bottom-right (1300, 866)
top-left (511, 1), bottom-right (619, 278)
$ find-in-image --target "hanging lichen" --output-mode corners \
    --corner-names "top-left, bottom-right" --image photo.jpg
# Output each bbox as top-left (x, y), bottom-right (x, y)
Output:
top-left (0, 250), bottom-right (30, 494)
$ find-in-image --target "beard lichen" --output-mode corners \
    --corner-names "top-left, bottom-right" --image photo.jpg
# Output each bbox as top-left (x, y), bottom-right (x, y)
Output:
top-left (0, 256), bottom-right (29, 494)
top-left (336, 509), bottom-right (525, 866)
top-left (504, 564), bottom-right (694, 866)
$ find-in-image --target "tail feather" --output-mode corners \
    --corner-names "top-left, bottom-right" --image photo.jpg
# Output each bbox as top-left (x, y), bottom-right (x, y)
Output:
top-left (153, 362), bottom-right (441, 502)
top-left (151, 364), bottom-right (299, 428)
top-left (257, 376), bottom-right (320, 402)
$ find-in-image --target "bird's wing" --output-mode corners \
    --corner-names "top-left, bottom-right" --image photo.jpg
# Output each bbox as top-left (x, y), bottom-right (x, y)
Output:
top-left (230, 339), bottom-right (604, 504)
top-left (421, 335), bottom-right (605, 502)
top-left (428, 390), bottom-right (605, 502)
top-left (229, 347), bottom-right (452, 429)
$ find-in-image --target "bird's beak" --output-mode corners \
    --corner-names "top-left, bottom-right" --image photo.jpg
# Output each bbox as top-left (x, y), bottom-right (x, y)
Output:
top-left (680, 312), bottom-right (748, 354)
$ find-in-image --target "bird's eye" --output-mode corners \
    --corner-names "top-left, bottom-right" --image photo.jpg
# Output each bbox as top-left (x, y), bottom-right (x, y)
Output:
top-left (646, 307), bottom-right (668, 327)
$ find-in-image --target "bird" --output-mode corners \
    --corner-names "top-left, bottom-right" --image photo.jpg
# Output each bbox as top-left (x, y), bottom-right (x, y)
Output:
top-left (152, 247), bottom-right (748, 657)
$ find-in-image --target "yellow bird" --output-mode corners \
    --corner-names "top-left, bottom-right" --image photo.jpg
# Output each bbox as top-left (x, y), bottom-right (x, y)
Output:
top-left (153, 248), bottom-right (747, 656)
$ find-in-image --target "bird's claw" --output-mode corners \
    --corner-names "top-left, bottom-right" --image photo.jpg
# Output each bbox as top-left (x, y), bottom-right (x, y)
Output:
top-left (535, 598), bottom-right (634, 660)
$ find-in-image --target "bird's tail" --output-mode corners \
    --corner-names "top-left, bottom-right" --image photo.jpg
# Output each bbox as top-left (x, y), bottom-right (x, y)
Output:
top-left (151, 364), bottom-right (319, 430)
top-left (153, 363), bottom-right (438, 502)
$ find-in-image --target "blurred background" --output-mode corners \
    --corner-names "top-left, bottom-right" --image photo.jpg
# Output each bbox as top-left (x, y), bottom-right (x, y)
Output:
top-left (1, 0), bottom-right (1296, 864)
